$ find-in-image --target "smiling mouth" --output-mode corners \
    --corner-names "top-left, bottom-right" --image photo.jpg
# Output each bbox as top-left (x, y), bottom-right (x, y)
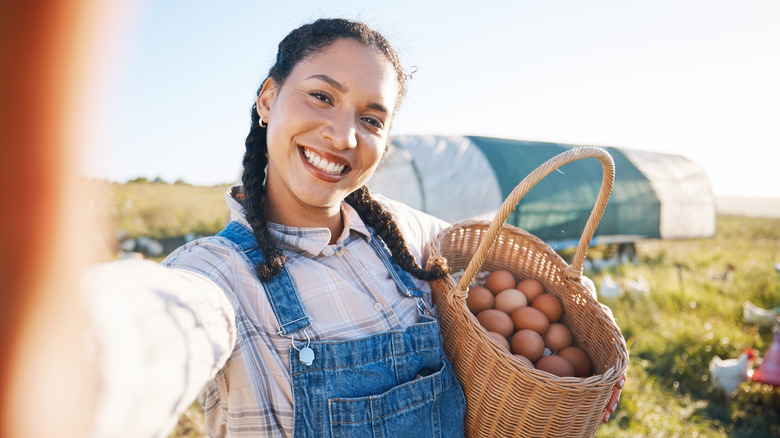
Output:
top-left (301, 147), bottom-right (348, 175)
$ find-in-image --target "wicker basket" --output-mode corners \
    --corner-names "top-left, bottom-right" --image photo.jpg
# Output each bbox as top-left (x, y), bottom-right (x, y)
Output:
top-left (429, 147), bottom-right (629, 438)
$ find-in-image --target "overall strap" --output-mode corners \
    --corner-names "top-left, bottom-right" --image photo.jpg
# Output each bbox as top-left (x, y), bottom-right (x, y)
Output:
top-left (217, 221), bottom-right (312, 336)
top-left (366, 227), bottom-right (423, 299)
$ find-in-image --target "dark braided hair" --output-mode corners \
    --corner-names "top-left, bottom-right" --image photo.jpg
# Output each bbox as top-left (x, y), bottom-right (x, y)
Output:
top-left (241, 18), bottom-right (448, 282)
top-left (345, 186), bottom-right (448, 281)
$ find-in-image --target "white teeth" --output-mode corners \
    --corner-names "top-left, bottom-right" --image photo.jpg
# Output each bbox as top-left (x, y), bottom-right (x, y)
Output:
top-left (303, 148), bottom-right (345, 175)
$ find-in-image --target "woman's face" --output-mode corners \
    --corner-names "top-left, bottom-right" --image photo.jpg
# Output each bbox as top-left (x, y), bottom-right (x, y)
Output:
top-left (256, 38), bottom-right (400, 224)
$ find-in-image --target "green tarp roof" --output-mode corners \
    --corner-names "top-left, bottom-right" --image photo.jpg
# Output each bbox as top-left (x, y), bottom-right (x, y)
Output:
top-left (369, 135), bottom-right (715, 247)
top-left (468, 136), bottom-right (662, 243)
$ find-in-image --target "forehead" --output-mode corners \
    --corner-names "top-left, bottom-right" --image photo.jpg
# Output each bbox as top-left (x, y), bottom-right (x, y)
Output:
top-left (288, 39), bottom-right (400, 108)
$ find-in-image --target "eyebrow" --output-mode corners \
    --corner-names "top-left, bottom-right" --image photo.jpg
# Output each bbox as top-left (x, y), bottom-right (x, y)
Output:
top-left (307, 74), bottom-right (347, 92)
top-left (306, 74), bottom-right (389, 114)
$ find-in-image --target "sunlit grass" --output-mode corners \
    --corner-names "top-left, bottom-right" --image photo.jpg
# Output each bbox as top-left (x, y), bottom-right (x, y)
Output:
top-left (593, 215), bottom-right (780, 437)
top-left (95, 181), bottom-right (232, 240)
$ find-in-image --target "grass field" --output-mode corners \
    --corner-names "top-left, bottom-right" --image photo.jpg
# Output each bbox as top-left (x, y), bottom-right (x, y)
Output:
top-left (100, 182), bottom-right (779, 438)
top-left (591, 215), bottom-right (779, 437)
top-left (100, 181), bottom-right (232, 240)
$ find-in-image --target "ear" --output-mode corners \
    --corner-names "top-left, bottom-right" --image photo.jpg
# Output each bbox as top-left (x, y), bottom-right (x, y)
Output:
top-left (256, 78), bottom-right (277, 122)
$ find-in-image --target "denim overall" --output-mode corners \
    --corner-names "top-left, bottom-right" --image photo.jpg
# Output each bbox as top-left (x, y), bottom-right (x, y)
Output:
top-left (218, 222), bottom-right (466, 438)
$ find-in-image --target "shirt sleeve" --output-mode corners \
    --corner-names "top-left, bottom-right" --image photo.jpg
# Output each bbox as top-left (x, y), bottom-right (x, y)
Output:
top-left (81, 259), bottom-right (235, 438)
top-left (372, 193), bottom-right (450, 265)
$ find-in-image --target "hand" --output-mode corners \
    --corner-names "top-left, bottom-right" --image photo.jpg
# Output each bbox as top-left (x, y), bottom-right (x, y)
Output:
top-left (601, 374), bottom-right (626, 423)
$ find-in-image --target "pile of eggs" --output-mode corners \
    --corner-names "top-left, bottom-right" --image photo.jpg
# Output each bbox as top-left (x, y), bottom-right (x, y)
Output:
top-left (466, 269), bottom-right (592, 378)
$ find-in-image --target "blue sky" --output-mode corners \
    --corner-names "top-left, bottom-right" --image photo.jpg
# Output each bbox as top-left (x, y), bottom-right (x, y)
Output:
top-left (81, 0), bottom-right (780, 197)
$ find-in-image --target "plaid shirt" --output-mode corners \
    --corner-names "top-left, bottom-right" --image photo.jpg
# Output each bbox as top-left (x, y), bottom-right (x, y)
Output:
top-left (162, 186), bottom-right (447, 437)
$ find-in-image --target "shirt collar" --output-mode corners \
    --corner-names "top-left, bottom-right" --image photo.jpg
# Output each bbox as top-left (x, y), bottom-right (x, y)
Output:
top-left (269, 202), bottom-right (373, 256)
top-left (227, 185), bottom-right (373, 256)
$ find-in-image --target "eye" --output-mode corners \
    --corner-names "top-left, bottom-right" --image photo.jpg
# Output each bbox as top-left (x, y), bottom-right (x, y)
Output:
top-left (309, 91), bottom-right (332, 104)
top-left (361, 116), bottom-right (384, 130)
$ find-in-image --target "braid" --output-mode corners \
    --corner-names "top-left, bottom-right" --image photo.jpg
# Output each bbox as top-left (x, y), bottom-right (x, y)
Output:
top-left (241, 103), bottom-right (286, 282)
top-left (346, 186), bottom-right (449, 281)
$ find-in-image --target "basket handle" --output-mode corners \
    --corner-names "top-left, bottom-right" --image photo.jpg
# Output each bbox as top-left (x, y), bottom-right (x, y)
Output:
top-left (454, 146), bottom-right (615, 297)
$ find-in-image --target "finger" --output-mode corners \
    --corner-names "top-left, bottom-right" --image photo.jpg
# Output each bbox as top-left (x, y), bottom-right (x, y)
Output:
top-left (609, 387), bottom-right (620, 411)
top-left (602, 375), bottom-right (627, 423)
top-left (610, 385), bottom-right (621, 403)
top-left (602, 392), bottom-right (617, 423)
top-left (611, 375), bottom-right (625, 406)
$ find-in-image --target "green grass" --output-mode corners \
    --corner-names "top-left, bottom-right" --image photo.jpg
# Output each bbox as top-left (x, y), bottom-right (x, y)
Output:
top-left (104, 182), bottom-right (779, 437)
top-left (593, 215), bottom-right (780, 438)
top-left (96, 181), bottom-right (232, 240)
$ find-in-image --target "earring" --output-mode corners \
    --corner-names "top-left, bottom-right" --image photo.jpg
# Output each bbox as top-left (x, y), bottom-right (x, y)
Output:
top-left (259, 117), bottom-right (267, 128)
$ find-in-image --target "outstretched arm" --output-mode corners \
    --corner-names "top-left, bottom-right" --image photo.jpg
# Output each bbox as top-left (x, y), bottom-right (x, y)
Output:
top-left (81, 259), bottom-right (235, 437)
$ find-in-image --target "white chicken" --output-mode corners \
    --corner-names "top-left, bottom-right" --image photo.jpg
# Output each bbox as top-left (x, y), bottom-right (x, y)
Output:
top-left (743, 301), bottom-right (780, 328)
top-left (709, 348), bottom-right (758, 396)
top-left (623, 276), bottom-right (650, 298)
top-left (598, 274), bottom-right (624, 299)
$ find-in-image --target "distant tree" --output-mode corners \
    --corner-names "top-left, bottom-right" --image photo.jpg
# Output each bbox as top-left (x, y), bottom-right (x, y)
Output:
top-left (151, 176), bottom-right (166, 184)
top-left (128, 176), bottom-right (148, 183)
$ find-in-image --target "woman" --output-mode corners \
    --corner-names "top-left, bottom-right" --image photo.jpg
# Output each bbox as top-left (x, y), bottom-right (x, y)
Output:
top-left (162, 18), bottom-right (465, 437)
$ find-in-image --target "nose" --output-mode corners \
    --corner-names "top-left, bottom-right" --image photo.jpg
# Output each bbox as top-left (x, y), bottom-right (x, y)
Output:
top-left (321, 111), bottom-right (358, 150)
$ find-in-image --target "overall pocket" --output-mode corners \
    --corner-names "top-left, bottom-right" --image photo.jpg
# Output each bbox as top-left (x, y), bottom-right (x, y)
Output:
top-left (327, 358), bottom-right (462, 438)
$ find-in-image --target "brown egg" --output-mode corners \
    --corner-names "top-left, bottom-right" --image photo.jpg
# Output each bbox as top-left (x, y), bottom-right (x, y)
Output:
top-left (513, 354), bottom-right (534, 368)
top-left (536, 355), bottom-right (575, 377)
top-left (466, 286), bottom-right (494, 314)
top-left (558, 346), bottom-right (592, 377)
top-left (487, 331), bottom-right (510, 351)
top-left (484, 270), bottom-right (516, 295)
top-left (509, 306), bottom-right (550, 335)
top-left (532, 293), bottom-right (563, 323)
top-left (543, 323), bottom-right (573, 352)
top-left (510, 329), bottom-right (545, 361)
top-left (476, 309), bottom-right (514, 338)
top-left (516, 278), bottom-right (544, 302)
top-left (493, 288), bottom-right (528, 314)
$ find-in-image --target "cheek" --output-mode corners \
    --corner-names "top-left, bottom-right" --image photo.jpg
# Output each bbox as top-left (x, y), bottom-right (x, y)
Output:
top-left (361, 150), bottom-right (385, 184)
top-left (353, 138), bottom-right (385, 184)
top-left (363, 139), bottom-right (386, 168)
top-left (265, 122), bottom-right (292, 158)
